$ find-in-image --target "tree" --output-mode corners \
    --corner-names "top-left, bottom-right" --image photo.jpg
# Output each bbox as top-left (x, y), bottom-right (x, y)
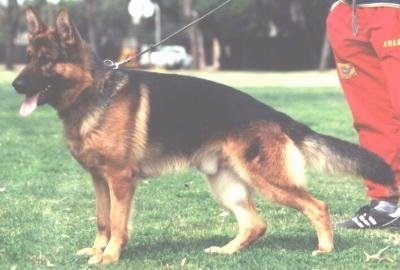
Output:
top-left (182, 0), bottom-right (205, 69)
top-left (196, 0), bottom-right (329, 70)
top-left (61, 0), bottom-right (132, 60)
top-left (2, 0), bottom-right (331, 70)
top-left (5, 0), bottom-right (18, 70)
top-left (319, 31), bottom-right (331, 70)
top-left (84, 0), bottom-right (99, 55)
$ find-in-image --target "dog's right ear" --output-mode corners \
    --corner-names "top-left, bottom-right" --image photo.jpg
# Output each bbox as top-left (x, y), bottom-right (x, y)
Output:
top-left (56, 8), bottom-right (82, 49)
top-left (25, 6), bottom-right (46, 35)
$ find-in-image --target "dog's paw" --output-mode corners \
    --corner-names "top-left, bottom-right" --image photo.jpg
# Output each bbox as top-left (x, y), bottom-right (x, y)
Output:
top-left (204, 246), bottom-right (220, 254)
top-left (76, 247), bottom-right (96, 257)
top-left (88, 254), bottom-right (103, 265)
top-left (101, 254), bottom-right (119, 265)
top-left (312, 243), bottom-right (334, 256)
top-left (204, 246), bottom-right (235, 255)
top-left (311, 248), bottom-right (332, 256)
top-left (87, 254), bottom-right (119, 265)
top-left (77, 248), bottom-right (112, 265)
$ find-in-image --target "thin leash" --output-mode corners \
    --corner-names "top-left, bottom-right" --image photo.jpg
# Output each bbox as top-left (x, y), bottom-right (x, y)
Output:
top-left (104, 0), bottom-right (232, 69)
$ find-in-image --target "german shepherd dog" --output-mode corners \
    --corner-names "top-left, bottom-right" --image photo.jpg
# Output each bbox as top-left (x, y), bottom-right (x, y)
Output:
top-left (12, 7), bottom-right (395, 265)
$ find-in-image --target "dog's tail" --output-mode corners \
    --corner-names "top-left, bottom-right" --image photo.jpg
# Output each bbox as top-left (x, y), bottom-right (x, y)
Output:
top-left (281, 118), bottom-right (395, 185)
top-left (299, 133), bottom-right (395, 185)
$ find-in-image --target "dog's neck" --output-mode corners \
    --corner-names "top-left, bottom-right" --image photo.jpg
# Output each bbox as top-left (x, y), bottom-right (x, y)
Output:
top-left (58, 61), bottom-right (130, 134)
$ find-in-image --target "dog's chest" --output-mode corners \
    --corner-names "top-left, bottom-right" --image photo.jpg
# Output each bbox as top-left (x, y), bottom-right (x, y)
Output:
top-left (65, 134), bottom-right (104, 169)
top-left (64, 123), bottom-right (130, 170)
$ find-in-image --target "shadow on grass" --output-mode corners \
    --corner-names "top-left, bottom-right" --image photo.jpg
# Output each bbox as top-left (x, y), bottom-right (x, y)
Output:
top-left (120, 232), bottom-right (358, 260)
top-left (256, 233), bottom-right (356, 252)
top-left (123, 236), bottom-right (228, 259)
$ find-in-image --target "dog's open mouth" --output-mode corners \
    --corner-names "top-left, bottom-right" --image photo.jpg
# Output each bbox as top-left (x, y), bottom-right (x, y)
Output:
top-left (19, 85), bottom-right (51, 117)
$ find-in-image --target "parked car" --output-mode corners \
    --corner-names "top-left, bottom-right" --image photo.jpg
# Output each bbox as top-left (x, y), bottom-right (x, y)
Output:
top-left (139, 45), bottom-right (192, 69)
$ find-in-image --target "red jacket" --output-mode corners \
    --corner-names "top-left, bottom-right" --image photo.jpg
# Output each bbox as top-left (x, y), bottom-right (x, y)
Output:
top-left (336, 0), bottom-right (400, 5)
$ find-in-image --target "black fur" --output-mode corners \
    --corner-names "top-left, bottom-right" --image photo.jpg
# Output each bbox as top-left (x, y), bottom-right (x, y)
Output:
top-left (125, 70), bottom-right (395, 185)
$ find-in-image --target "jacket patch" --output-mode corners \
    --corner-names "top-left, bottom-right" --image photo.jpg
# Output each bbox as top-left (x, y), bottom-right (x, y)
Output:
top-left (337, 62), bottom-right (357, 79)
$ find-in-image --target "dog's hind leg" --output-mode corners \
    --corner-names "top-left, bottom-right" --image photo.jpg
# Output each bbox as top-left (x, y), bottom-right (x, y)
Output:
top-left (255, 182), bottom-right (334, 255)
top-left (220, 126), bottom-right (334, 255)
top-left (204, 168), bottom-right (266, 254)
top-left (243, 138), bottom-right (334, 255)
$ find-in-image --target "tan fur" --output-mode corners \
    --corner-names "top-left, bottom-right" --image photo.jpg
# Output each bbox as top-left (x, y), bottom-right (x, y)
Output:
top-left (301, 137), bottom-right (358, 175)
top-left (131, 84), bottom-right (150, 161)
top-left (206, 168), bottom-right (266, 254)
top-left (285, 140), bottom-right (306, 187)
top-left (79, 109), bottom-right (103, 136)
top-left (54, 63), bottom-right (93, 110)
top-left (199, 123), bottom-right (333, 255)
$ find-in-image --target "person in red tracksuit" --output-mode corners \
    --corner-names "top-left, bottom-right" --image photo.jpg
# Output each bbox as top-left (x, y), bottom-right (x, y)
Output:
top-left (326, 0), bottom-right (400, 229)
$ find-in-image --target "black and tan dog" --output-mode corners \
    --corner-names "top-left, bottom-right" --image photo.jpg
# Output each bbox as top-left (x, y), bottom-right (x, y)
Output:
top-left (12, 7), bottom-right (395, 265)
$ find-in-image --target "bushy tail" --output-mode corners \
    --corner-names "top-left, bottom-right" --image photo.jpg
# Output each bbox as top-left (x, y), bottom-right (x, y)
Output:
top-left (299, 133), bottom-right (394, 185)
top-left (268, 107), bottom-right (394, 185)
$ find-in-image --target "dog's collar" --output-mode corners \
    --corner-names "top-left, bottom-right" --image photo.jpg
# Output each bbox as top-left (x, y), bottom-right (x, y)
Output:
top-left (58, 70), bottom-right (129, 124)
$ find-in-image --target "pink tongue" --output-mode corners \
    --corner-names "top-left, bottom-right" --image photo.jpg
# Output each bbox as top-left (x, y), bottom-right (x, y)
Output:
top-left (19, 93), bottom-right (40, 117)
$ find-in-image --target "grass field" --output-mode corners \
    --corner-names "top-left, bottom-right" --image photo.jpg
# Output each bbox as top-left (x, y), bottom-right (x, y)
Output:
top-left (0, 70), bottom-right (399, 269)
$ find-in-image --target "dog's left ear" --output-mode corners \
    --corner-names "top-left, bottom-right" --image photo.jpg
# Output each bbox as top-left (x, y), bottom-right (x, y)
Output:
top-left (56, 8), bottom-right (81, 48)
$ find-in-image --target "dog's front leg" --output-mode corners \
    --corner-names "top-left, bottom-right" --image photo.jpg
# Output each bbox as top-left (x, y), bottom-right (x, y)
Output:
top-left (95, 166), bottom-right (136, 265)
top-left (77, 172), bottom-right (111, 263)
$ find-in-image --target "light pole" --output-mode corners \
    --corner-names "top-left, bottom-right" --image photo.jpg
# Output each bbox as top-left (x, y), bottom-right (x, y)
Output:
top-left (153, 3), bottom-right (161, 46)
top-left (128, 0), bottom-right (161, 46)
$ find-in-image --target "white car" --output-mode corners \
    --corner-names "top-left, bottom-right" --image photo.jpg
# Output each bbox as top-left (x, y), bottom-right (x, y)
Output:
top-left (139, 45), bottom-right (192, 69)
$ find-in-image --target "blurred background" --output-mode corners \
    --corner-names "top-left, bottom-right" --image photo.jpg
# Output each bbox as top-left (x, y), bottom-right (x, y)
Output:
top-left (0, 0), bottom-right (332, 71)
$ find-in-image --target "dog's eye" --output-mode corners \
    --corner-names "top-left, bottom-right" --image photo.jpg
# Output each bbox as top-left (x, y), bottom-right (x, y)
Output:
top-left (38, 55), bottom-right (55, 75)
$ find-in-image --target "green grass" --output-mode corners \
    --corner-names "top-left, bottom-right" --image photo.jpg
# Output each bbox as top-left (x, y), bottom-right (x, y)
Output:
top-left (1, 70), bottom-right (399, 269)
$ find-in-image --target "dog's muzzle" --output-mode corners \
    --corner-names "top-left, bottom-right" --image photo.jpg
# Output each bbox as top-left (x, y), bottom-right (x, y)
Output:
top-left (12, 77), bottom-right (27, 94)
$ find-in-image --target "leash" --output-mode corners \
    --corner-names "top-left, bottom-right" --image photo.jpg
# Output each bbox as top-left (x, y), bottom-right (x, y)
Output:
top-left (104, 0), bottom-right (232, 69)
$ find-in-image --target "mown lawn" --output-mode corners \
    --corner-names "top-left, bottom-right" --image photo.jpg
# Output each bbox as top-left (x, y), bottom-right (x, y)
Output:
top-left (0, 70), bottom-right (399, 269)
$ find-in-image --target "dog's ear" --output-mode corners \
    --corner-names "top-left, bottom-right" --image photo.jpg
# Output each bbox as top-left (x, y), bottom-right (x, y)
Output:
top-left (25, 6), bottom-right (46, 34)
top-left (56, 8), bottom-right (81, 48)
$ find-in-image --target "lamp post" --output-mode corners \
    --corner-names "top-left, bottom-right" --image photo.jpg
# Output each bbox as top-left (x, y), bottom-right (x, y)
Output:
top-left (128, 0), bottom-right (161, 46)
top-left (153, 3), bottom-right (161, 46)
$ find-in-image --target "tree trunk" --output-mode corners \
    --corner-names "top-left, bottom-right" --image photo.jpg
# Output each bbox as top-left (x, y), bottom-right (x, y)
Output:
top-left (211, 37), bottom-right (221, 70)
top-left (84, 0), bottom-right (98, 55)
top-left (319, 31), bottom-right (331, 70)
top-left (5, 0), bottom-right (19, 70)
top-left (183, 0), bottom-right (206, 69)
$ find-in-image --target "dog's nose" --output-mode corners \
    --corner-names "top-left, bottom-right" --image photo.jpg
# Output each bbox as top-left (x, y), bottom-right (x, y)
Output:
top-left (12, 78), bottom-right (27, 92)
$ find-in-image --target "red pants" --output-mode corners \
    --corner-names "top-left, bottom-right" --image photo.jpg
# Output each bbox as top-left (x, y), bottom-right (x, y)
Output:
top-left (327, 2), bottom-right (400, 201)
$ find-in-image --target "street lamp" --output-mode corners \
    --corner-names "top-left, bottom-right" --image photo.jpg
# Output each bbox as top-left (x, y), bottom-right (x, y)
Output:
top-left (128, 0), bottom-right (161, 45)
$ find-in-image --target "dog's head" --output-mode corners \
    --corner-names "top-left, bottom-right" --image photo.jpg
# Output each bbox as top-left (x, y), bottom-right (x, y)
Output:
top-left (12, 7), bottom-right (92, 116)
